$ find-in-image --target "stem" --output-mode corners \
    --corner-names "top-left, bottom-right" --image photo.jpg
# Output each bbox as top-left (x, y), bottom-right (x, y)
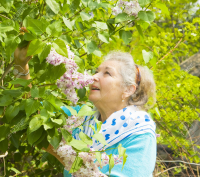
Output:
top-left (38, 84), bottom-right (55, 87)
top-left (68, 7), bottom-right (86, 20)
top-left (0, 61), bottom-right (14, 86)
top-left (0, 14), bottom-right (10, 20)
top-left (150, 38), bottom-right (184, 69)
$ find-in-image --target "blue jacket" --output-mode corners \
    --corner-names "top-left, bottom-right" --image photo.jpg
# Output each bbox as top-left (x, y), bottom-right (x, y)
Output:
top-left (61, 106), bottom-right (157, 177)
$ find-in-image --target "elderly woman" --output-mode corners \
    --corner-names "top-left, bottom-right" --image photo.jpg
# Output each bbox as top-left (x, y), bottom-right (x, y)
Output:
top-left (14, 48), bottom-right (157, 177)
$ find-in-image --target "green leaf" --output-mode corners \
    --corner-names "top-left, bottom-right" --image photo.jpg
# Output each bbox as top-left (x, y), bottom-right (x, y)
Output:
top-left (94, 118), bottom-right (102, 133)
top-left (0, 24), bottom-right (14, 33)
top-left (0, 107), bottom-right (3, 115)
top-left (30, 86), bottom-right (39, 98)
top-left (47, 132), bottom-right (62, 149)
top-left (26, 18), bottom-right (48, 35)
top-left (149, 57), bottom-right (157, 68)
top-left (53, 39), bottom-right (68, 57)
top-left (92, 133), bottom-right (108, 145)
top-left (0, 95), bottom-right (13, 106)
top-left (0, 0), bottom-right (13, 13)
top-left (10, 166), bottom-right (21, 174)
top-left (24, 33), bottom-right (36, 41)
top-left (118, 144), bottom-right (126, 158)
top-left (142, 49), bottom-right (153, 64)
top-left (98, 32), bottom-right (109, 43)
top-left (86, 40), bottom-right (98, 54)
top-left (115, 13), bottom-right (135, 23)
top-left (61, 128), bottom-right (72, 142)
top-left (80, 12), bottom-right (91, 21)
top-left (109, 154), bottom-right (115, 174)
top-left (0, 124), bottom-right (10, 142)
top-left (74, 39), bottom-right (81, 48)
top-left (78, 88), bottom-right (86, 99)
top-left (5, 105), bottom-right (19, 122)
top-left (45, 0), bottom-right (60, 14)
top-left (122, 153), bottom-right (128, 169)
top-left (10, 78), bottom-right (32, 87)
top-left (74, 55), bottom-right (85, 73)
top-left (69, 139), bottom-right (88, 151)
top-left (155, 2), bottom-right (170, 16)
top-left (26, 39), bottom-right (45, 56)
top-left (77, 105), bottom-right (96, 117)
top-left (25, 99), bottom-right (41, 116)
top-left (155, 107), bottom-right (160, 117)
top-left (95, 21), bottom-right (108, 30)
top-left (10, 134), bottom-right (20, 148)
top-left (28, 116), bottom-right (43, 134)
top-left (88, 1), bottom-right (98, 10)
top-left (69, 156), bottom-right (83, 173)
top-left (44, 122), bottom-right (54, 130)
top-left (95, 152), bottom-right (102, 167)
top-left (0, 138), bottom-right (8, 152)
top-left (119, 30), bottom-right (132, 45)
top-left (28, 127), bottom-right (43, 146)
top-left (70, 0), bottom-right (80, 13)
top-left (63, 17), bottom-right (74, 30)
top-left (64, 106), bottom-right (77, 115)
top-left (51, 118), bottom-right (63, 125)
top-left (138, 0), bottom-right (151, 8)
top-left (46, 21), bottom-right (62, 37)
top-left (89, 124), bottom-right (96, 133)
top-left (5, 35), bottom-right (21, 58)
top-left (79, 131), bottom-right (93, 145)
top-left (138, 11), bottom-right (155, 24)
top-left (2, 89), bottom-right (22, 97)
top-left (137, 19), bottom-right (149, 30)
top-left (38, 44), bottom-right (51, 63)
top-left (136, 24), bottom-right (144, 42)
top-left (41, 63), bottom-right (66, 82)
top-left (43, 100), bottom-right (57, 112)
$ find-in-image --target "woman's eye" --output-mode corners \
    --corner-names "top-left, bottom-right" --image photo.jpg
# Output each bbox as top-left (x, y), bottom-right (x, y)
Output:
top-left (105, 71), bottom-right (111, 75)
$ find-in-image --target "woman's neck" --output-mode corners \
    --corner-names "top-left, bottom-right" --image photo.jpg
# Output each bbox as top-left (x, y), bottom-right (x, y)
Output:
top-left (95, 103), bottom-right (127, 123)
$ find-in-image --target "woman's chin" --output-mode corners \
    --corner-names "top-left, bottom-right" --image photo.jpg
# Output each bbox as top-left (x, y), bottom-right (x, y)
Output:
top-left (88, 94), bottom-right (100, 103)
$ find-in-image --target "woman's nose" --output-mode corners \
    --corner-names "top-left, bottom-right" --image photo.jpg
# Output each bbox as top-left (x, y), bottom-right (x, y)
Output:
top-left (93, 73), bottom-right (100, 81)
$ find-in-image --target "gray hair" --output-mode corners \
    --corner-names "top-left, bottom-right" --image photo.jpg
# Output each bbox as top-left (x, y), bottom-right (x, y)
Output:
top-left (104, 51), bottom-right (156, 111)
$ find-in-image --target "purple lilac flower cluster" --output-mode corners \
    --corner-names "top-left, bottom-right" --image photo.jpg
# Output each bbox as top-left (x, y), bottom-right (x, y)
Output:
top-left (112, 0), bottom-right (141, 16)
top-left (55, 141), bottom-right (123, 177)
top-left (46, 45), bottom-right (94, 104)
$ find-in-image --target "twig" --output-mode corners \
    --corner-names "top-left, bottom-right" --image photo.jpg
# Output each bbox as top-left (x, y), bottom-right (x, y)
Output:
top-left (157, 160), bottom-right (200, 166)
top-left (0, 14), bottom-right (10, 20)
top-left (155, 166), bottom-right (184, 176)
top-left (38, 84), bottom-right (55, 87)
top-left (68, 7), bottom-right (86, 20)
top-left (0, 86), bottom-right (6, 90)
top-left (0, 61), bottom-right (14, 85)
top-left (0, 151), bottom-right (8, 177)
top-left (150, 38), bottom-right (184, 69)
top-left (0, 151), bottom-right (8, 158)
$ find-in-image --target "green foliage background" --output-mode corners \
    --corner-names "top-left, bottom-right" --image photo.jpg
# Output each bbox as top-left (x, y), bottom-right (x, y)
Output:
top-left (0, 0), bottom-right (200, 176)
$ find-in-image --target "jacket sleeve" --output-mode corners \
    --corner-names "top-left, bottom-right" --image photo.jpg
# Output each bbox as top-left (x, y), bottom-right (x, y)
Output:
top-left (101, 133), bottom-right (157, 177)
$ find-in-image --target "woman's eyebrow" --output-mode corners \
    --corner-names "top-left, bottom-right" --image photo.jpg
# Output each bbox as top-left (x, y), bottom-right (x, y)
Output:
top-left (96, 66), bottom-right (115, 71)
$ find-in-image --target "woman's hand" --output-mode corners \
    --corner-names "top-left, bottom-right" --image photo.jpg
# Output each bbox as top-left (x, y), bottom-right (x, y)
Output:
top-left (42, 144), bottom-right (65, 166)
top-left (14, 43), bottom-right (32, 66)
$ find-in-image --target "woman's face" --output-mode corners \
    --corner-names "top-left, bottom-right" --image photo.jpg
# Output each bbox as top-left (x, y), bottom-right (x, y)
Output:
top-left (89, 60), bottom-right (124, 106)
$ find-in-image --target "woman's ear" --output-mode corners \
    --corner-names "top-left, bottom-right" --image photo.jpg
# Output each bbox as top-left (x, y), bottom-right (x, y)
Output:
top-left (123, 85), bottom-right (136, 98)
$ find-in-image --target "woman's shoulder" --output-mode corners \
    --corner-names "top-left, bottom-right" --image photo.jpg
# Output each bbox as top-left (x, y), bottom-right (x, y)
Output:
top-left (121, 132), bottom-right (156, 146)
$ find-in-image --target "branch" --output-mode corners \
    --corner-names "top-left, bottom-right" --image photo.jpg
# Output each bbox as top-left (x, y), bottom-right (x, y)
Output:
top-left (0, 61), bottom-right (14, 85)
top-left (150, 38), bottom-right (184, 69)
top-left (68, 7), bottom-right (86, 20)
top-left (155, 166), bottom-right (184, 176)
top-left (0, 14), bottom-right (10, 20)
